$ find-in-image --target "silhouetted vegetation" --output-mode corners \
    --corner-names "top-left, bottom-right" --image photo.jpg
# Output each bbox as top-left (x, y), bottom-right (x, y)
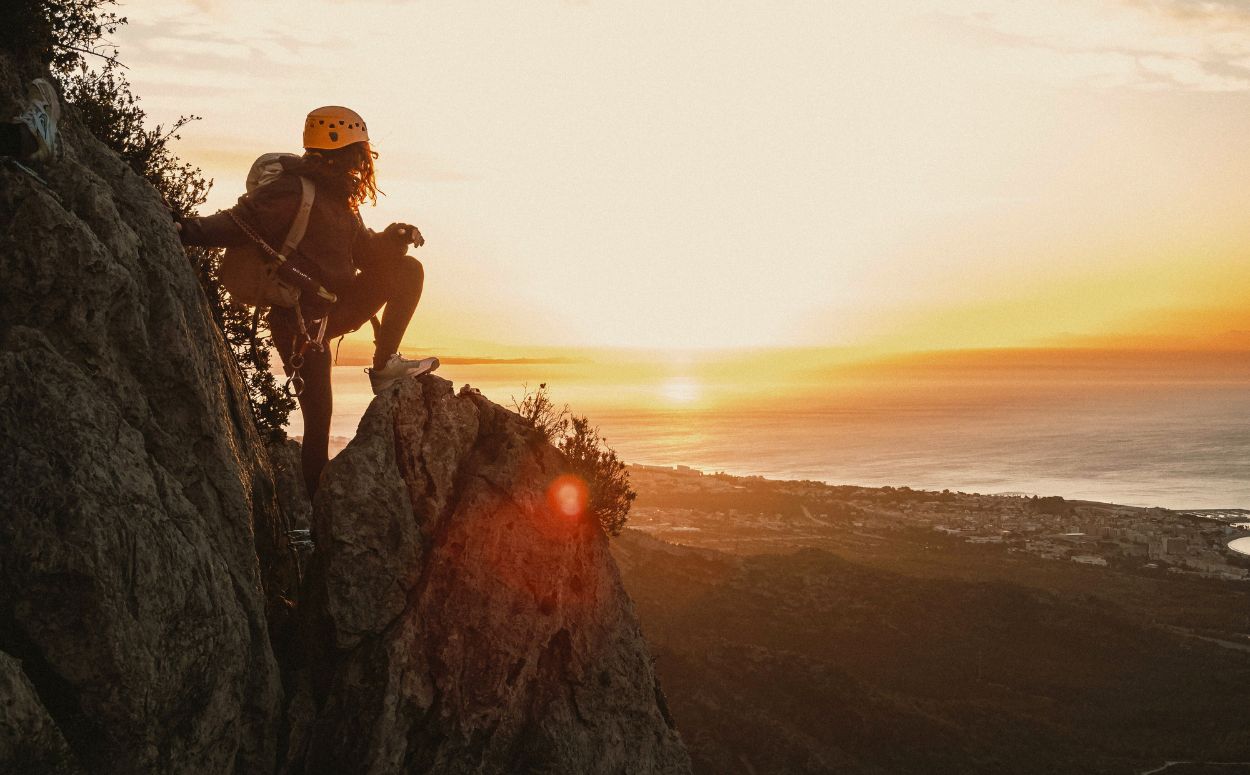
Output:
top-left (561, 416), bottom-right (635, 536)
top-left (9, 0), bottom-right (294, 440)
top-left (514, 384), bottom-right (636, 536)
top-left (2, 0), bottom-right (124, 72)
top-left (511, 382), bottom-right (568, 443)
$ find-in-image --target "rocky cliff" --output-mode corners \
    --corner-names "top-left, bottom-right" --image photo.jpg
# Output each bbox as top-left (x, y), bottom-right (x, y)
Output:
top-left (0, 55), bottom-right (688, 775)
top-left (282, 377), bottom-right (688, 774)
top-left (0, 56), bottom-right (295, 775)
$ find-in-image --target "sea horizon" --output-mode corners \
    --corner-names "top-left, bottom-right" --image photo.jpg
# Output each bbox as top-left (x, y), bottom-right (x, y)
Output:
top-left (291, 350), bottom-right (1250, 512)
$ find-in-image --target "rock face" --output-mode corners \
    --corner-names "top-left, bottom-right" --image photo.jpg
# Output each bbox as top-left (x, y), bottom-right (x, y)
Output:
top-left (269, 438), bottom-right (313, 530)
top-left (0, 651), bottom-right (80, 775)
top-left (0, 53), bottom-right (687, 775)
top-left (284, 377), bottom-right (690, 774)
top-left (0, 56), bottom-right (296, 774)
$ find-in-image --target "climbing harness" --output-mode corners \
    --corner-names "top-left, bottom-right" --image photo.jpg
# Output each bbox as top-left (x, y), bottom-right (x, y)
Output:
top-left (285, 301), bottom-right (330, 398)
top-left (286, 344), bottom-right (306, 397)
top-left (221, 180), bottom-right (339, 399)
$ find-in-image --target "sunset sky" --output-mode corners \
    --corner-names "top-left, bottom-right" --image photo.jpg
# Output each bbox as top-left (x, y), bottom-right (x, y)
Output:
top-left (112, 0), bottom-right (1250, 355)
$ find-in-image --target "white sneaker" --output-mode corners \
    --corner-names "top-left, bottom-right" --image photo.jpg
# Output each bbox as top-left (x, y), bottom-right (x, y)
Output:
top-left (367, 353), bottom-right (439, 395)
top-left (14, 79), bottom-right (61, 164)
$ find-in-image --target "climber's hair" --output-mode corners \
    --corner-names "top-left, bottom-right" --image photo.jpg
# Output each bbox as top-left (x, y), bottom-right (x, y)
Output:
top-left (295, 141), bottom-right (381, 208)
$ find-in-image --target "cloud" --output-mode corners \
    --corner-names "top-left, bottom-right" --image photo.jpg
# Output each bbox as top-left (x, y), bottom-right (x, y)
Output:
top-left (1124, 0), bottom-right (1250, 26)
top-left (933, 0), bottom-right (1250, 91)
top-left (123, 2), bottom-right (351, 69)
top-left (144, 36), bottom-right (252, 61)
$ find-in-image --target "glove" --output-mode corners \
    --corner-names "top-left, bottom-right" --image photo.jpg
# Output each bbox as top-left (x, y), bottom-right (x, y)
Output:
top-left (382, 222), bottom-right (424, 248)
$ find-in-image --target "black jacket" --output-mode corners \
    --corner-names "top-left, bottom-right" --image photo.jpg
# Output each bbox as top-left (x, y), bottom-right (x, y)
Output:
top-left (179, 158), bottom-right (404, 295)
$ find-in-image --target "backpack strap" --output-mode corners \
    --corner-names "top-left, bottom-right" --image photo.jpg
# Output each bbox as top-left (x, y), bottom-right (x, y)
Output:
top-left (225, 176), bottom-right (338, 304)
top-left (279, 176), bottom-right (315, 260)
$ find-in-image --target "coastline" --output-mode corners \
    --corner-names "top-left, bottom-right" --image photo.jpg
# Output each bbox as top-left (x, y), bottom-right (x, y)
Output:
top-left (299, 365), bottom-right (1250, 512)
top-left (315, 431), bottom-right (1249, 513)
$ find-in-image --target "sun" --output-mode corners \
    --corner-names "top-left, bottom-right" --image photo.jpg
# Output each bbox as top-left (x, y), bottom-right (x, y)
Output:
top-left (659, 377), bottom-right (701, 405)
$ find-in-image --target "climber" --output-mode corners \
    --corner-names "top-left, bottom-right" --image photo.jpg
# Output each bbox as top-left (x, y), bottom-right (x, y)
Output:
top-left (176, 105), bottom-right (438, 497)
top-left (1, 78), bottom-right (59, 163)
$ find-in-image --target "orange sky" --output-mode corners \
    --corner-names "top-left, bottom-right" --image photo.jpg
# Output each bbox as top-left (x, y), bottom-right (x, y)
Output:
top-left (113, 0), bottom-right (1250, 356)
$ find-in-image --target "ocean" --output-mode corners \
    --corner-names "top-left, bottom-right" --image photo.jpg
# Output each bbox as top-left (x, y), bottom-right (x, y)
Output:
top-left (292, 360), bottom-right (1249, 511)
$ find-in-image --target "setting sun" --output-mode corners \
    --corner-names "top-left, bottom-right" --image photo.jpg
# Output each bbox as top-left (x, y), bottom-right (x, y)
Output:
top-left (659, 377), bottom-right (701, 405)
top-left (7, 1), bottom-right (1250, 773)
top-left (112, 0), bottom-right (1250, 355)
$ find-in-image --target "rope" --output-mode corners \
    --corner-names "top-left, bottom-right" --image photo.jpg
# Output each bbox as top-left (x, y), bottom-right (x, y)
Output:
top-left (227, 211), bottom-right (287, 262)
top-left (227, 210), bottom-right (337, 304)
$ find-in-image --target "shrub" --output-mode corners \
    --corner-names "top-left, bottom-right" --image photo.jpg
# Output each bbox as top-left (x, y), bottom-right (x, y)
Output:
top-left (560, 415), bottom-right (636, 537)
top-left (511, 382), bottom-right (568, 443)
top-left (513, 384), bottom-right (636, 536)
top-left (10, 0), bottom-right (295, 441)
top-left (60, 61), bottom-right (208, 219)
top-left (2, 0), bottom-right (125, 73)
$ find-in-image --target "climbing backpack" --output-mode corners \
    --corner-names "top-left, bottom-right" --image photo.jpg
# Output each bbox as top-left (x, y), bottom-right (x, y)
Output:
top-left (218, 153), bottom-right (337, 309)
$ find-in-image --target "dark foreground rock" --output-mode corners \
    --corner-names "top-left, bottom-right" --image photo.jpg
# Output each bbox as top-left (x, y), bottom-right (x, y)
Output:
top-left (283, 377), bottom-right (690, 775)
top-left (269, 438), bottom-right (313, 530)
top-left (0, 56), bottom-right (296, 774)
top-left (0, 652), bottom-right (81, 775)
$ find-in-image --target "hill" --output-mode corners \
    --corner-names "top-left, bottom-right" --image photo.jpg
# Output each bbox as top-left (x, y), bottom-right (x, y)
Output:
top-left (615, 530), bottom-right (1250, 774)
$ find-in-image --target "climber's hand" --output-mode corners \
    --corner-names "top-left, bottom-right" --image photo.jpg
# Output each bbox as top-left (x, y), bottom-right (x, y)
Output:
top-left (383, 222), bottom-right (424, 248)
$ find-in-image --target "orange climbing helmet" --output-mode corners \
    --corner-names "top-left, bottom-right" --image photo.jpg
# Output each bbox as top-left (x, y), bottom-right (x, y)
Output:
top-left (303, 106), bottom-right (369, 150)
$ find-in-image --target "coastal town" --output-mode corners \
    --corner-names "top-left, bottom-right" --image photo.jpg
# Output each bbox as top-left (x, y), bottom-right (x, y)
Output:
top-left (626, 464), bottom-right (1250, 583)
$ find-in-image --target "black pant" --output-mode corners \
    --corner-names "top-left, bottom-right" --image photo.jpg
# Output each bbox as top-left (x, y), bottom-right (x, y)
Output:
top-left (271, 253), bottom-right (425, 496)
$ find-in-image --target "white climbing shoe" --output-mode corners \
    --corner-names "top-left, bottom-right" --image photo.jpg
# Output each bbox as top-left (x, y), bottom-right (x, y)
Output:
top-left (367, 353), bottom-right (440, 395)
top-left (14, 78), bottom-right (61, 164)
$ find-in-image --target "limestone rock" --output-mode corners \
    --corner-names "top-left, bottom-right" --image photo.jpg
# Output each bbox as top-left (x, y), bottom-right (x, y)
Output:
top-left (287, 376), bottom-right (691, 775)
top-left (0, 57), bottom-right (295, 774)
top-left (269, 438), bottom-right (313, 530)
top-left (0, 651), bottom-right (81, 775)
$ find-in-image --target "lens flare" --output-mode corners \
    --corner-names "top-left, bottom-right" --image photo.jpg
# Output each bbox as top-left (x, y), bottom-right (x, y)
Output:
top-left (547, 474), bottom-right (589, 520)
